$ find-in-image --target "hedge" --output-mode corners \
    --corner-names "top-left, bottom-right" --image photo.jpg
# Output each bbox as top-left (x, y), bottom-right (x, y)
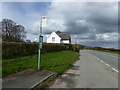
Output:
top-left (2, 42), bottom-right (38, 59)
top-left (2, 42), bottom-right (81, 59)
top-left (87, 46), bottom-right (120, 52)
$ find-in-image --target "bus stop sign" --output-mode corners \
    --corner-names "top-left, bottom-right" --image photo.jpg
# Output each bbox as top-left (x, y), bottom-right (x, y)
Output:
top-left (39, 35), bottom-right (43, 49)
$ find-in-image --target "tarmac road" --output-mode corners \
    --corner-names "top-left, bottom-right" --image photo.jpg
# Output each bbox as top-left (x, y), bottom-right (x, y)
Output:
top-left (86, 50), bottom-right (118, 70)
top-left (50, 50), bottom-right (118, 88)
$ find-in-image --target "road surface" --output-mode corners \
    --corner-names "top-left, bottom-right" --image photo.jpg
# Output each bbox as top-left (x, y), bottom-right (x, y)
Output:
top-left (87, 50), bottom-right (118, 70)
top-left (50, 50), bottom-right (118, 88)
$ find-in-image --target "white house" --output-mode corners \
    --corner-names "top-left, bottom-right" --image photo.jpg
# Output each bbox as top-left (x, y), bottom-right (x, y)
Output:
top-left (47, 31), bottom-right (71, 44)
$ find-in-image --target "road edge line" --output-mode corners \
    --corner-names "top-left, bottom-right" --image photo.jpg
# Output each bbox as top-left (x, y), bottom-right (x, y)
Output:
top-left (105, 63), bottom-right (110, 67)
top-left (112, 68), bottom-right (119, 73)
top-left (88, 53), bottom-right (119, 73)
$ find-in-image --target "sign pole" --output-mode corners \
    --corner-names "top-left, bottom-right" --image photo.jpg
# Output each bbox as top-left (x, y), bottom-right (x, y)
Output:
top-left (38, 19), bottom-right (42, 70)
top-left (38, 41), bottom-right (41, 70)
top-left (38, 16), bottom-right (47, 70)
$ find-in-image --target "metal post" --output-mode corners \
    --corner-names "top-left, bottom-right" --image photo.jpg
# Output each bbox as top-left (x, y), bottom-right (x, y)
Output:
top-left (38, 45), bottom-right (40, 70)
top-left (38, 16), bottom-right (46, 70)
top-left (38, 22), bottom-right (42, 70)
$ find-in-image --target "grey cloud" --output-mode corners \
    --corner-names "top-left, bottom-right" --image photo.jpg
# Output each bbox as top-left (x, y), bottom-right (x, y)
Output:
top-left (53, 2), bottom-right (118, 48)
top-left (64, 20), bottom-right (90, 34)
top-left (3, 2), bottom-right (118, 48)
top-left (37, 2), bottom-right (118, 48)
top-left (63, 2), bottom-right (117, 34)
top-left (5, 2), bottom-right (117, 48)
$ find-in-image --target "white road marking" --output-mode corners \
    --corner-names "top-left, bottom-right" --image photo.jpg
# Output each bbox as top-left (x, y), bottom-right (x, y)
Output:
top-left (100, 60), bottom-right (104, 63)
top-left (96, 58), bottom-right (100, 60)
top-left (112, 68), bottom-right (119, 73)
top-left (105, 63), bottom-right (110, 67)
top-left (86, 51), bottom-right (119, 73)
top-left (94, 56), bottom-right (97, 59)
top-left (97, 58), bottom-right (100, 60)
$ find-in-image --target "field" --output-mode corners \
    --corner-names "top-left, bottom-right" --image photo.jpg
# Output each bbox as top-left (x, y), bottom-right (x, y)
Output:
top-left (3, 51), bottom-right (79, 77)
top-left (96, 50), bottom-right (120, 54)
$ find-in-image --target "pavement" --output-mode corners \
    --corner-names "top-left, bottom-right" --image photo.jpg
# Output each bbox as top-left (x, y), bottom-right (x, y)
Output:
top-left (50, 50), bottom-right (118, 88)
top-left (2, 69), bottom-right (54, 89)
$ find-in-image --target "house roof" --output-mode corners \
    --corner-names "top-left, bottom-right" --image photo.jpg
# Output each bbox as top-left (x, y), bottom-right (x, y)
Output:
top-left (56, 31), bottom-right (71, 40)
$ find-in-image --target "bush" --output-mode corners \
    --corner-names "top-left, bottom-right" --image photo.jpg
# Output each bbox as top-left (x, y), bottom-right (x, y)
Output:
top-left (2, 42), bottom-right (81, 59)
top-left (42, 43), bottom-right (68, 53)
top-left (2, 42), bottom-right (38, 59)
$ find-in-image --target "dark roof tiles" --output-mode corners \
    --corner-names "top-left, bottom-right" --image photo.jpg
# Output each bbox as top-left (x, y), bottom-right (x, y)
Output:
top-left (56, 31), bottom-right (70, 40)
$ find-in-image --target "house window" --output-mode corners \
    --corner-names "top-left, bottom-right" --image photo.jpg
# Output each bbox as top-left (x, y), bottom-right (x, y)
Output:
top-left (52, 37), bottom-right (55, 42)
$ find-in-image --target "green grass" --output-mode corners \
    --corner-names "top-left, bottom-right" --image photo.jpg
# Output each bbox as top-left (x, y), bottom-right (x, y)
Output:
top-left (0, 59), bottom-right (2, 77)
top-left (96, 50), bottom-right (120, 54)
top-left (3, 51), bottom-right (79, 77)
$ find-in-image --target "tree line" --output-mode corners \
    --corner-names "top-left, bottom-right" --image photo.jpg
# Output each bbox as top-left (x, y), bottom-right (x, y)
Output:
top-left (1, 19), bottom-right (26, 42)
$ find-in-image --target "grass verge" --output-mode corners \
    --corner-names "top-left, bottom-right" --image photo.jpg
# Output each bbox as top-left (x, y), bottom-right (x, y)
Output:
top-left (33, 55), bottom-right (80, 89)
top-left (96, 50), bottom-right (120, 54)
top-left (3, 51), bottom-right (79, 77)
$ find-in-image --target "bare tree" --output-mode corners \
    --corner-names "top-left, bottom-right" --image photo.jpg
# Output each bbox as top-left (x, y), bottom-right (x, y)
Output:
top-left (1, 19), bottom-right (26, 42)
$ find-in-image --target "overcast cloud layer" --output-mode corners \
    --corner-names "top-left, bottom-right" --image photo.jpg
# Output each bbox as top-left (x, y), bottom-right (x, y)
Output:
top-left (2, 1), bottom-right (118, 48)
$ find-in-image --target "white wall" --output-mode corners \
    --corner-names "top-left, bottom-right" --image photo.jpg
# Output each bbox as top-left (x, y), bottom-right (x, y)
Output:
top-left (62, 40), bottom-right (70, 44)
top-left (47, 31), bottom-right (61, 43)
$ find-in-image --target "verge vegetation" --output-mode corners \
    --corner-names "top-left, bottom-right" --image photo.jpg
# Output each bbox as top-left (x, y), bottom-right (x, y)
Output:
top-left (96, 50), bottom-right (120, 54)
top-left (85, 46), bottom-right (120, 54)
top-left (3, 51), bottom-right (79, 77)
top-left (2, 42), bottom-right (81, 59)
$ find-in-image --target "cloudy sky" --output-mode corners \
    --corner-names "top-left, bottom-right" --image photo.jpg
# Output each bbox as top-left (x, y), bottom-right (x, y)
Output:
top-left (1, 1), bottom-right (118, 48)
